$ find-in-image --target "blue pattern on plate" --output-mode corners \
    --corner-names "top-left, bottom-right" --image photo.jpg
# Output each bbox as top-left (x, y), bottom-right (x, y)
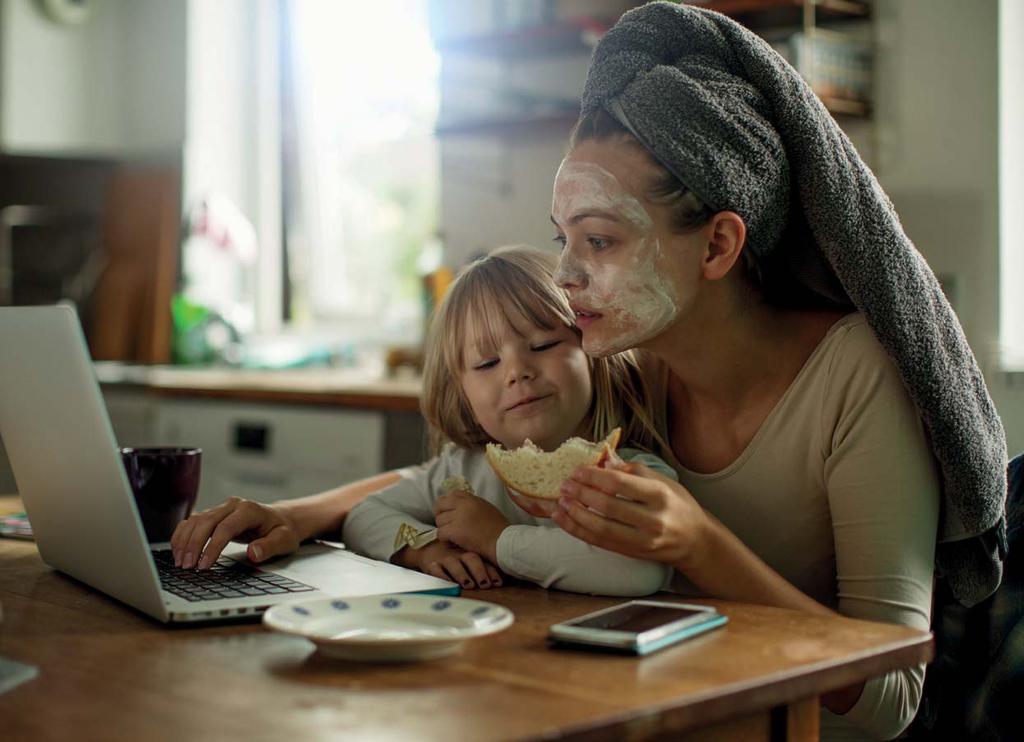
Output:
top-left (293, 606), bottom-right (311, 616)
top-left (381, 598), bottom-right (401, 609)
top-left (471, 606), bottom-right (490, 616)
top-left (432, 600), bottom-right (451, 611)
top-left (331, 600), bottom-right (350, 611)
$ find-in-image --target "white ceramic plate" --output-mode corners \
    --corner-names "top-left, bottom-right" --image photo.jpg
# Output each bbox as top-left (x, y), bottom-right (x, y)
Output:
top-left (262, 594), bottom-right (514, 662)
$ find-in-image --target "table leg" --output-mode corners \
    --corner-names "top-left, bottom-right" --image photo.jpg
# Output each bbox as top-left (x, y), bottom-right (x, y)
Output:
top-left (770, 696), bottom-right (820, 742)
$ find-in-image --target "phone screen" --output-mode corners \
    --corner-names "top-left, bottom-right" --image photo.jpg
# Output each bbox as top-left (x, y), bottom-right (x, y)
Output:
top-left (567, 604), bottom-right (708, 634)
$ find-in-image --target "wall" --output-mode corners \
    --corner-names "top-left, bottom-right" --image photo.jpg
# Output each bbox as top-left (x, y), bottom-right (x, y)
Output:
top-left (439, 50), bottom-right (588, 264)
top-left (873, 0), bottom-right (998, 355)
top-left (873, 0), bottom-right (1023, 453)
top-left (0, 0), bottom-right (187, 156)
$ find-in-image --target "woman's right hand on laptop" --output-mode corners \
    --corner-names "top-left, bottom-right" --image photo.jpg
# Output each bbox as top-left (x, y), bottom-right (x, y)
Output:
top-left (170, 497), bottom-right (301, 570)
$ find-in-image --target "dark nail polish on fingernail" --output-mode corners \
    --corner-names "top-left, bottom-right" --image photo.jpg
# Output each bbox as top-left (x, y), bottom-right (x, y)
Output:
top-left (480, 581), bottom-right (489, 588)
top-left (463, 581), bottom-right (472, 588)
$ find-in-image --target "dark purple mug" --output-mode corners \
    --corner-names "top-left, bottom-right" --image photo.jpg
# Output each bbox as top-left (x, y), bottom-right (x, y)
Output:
top-left (121, 447), bottom-right (202, 543)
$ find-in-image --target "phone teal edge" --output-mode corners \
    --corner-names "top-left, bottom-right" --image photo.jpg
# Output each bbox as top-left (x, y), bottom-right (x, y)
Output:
top-left (405, 585), bottom-right (462, 597)
top-left (635, 613), bottom-right (728, 655)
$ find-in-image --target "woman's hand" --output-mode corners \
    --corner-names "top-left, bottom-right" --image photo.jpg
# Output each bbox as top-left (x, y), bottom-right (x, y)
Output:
top-left (434, 490), bottom-right (509, 564)
top-left (171, 497), bottom-right (301, 570)
top-left (394, 541), bottom-right (503, 590)
top-left (552, 461), bottom-right (710, 569)
top-left (507, 490), bottom-right (555, 518)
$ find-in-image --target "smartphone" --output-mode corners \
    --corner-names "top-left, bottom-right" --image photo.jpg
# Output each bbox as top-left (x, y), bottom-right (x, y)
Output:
top-left (548, 600), bottom-right (727, 656)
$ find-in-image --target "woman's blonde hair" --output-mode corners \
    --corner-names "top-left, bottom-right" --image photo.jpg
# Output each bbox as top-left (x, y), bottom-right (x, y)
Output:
top-left (420, 244), bottom-right (662, 454)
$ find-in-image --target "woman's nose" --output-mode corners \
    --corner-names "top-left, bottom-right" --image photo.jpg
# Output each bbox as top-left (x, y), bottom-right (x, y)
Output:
top-left (554, 254), bottom-right (586, 289)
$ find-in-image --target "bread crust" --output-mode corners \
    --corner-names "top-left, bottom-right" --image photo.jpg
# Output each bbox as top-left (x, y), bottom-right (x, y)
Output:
top-left (485, 427), bottom-right (622, 500)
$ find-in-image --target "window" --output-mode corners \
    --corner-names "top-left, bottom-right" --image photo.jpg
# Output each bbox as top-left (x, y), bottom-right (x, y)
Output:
top-left (280, 0), bottom-right (440, 344)
top-left (183, 0), bottom-right (439, 350)
top-left (1000, 0), bottom-right (1024, 368)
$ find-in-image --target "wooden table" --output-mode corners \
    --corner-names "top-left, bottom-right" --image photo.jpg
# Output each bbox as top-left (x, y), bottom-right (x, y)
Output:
top-left (0, 511), bottom-right (932, 741)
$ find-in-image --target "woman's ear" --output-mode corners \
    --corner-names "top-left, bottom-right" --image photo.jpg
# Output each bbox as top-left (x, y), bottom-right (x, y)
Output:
top-left (701, 211), bottom-right (747, 281)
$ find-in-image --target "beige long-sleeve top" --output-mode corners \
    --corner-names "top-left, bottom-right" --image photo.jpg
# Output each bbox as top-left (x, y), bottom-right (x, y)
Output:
top-left (649, 313), bottom-right (940, 741)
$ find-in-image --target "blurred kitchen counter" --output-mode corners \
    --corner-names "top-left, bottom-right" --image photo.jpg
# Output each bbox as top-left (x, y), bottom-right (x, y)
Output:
top-left (0, 365), bottom-right (426, 508)
top-left (91, 363), bottom-right (428, 507)
top-left (93, 361), bottom-right (422, 413)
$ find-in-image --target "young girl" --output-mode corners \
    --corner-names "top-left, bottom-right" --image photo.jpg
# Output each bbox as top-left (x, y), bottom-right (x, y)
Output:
top-left (340, 245), bottom-right (676, 596)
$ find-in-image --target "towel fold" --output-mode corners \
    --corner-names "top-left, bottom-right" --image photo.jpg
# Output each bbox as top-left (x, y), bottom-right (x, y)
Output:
top-left (582, 1), bottom-right (1007, 607)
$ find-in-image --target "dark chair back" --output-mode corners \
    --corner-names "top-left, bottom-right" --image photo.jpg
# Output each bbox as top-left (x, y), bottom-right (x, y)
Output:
top-left (911, 454), bottom-right (1023, 740)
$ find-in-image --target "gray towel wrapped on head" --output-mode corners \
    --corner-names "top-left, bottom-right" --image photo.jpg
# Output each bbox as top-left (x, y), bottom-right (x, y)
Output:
top-left (583, 1), bottom-right (1007, 607)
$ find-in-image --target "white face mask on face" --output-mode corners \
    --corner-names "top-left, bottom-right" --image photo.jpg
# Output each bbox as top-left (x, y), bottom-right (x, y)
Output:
top-left (552, 159), bottom-right (682, 356)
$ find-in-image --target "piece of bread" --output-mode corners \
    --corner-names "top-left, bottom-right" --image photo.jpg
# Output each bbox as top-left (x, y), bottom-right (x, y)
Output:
top-left (485, 428), bottom-right (621, 504)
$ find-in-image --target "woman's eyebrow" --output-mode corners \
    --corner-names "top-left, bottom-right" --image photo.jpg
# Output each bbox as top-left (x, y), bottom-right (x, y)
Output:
top-left (550, 209), bottom-right (624, 226)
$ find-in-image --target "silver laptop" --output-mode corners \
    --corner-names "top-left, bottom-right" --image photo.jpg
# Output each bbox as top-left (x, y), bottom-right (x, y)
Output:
top-left (0, 305), bottom-right (458, 623)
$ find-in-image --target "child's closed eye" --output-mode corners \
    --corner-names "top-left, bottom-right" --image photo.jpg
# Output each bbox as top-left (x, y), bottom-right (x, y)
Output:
top-left (473, 358), bottom-right (499, 370)
top-left (531, 340), bottom-right (561, 352)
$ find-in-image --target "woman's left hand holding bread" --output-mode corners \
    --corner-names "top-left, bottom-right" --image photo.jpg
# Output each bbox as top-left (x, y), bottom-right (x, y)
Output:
top-left (556, 460), bottom-right (834, 617)
top-left (553, 461), bottom-right (709, 570)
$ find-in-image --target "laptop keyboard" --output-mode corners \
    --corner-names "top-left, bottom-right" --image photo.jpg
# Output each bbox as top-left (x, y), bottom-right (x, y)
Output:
top-left (152, 550), bottom-right (315, 602)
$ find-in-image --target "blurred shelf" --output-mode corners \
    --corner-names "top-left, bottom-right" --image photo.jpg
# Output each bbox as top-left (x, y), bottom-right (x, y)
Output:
top-left (693, 0), bottom-right (870, 23)
top-left (436, 18), bottom-right (615, 59)
top-left (434, 1), bottom-right (871, 136)
top-left (435, 112), bottom-right (580, 137)
top-left (693, 0), bottom-right (873, 119)
top-left (817, 93), bottom-right (870, 117)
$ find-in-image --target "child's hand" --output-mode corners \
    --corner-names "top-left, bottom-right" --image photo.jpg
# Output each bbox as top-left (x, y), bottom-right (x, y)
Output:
top-left (434, 491), bottom-right (509, 564)
top-left (396, 541), bottom-right (503, 590)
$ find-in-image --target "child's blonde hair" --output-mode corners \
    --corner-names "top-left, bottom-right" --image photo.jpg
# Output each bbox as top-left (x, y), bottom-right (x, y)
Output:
top-left (421, 244), bottom-right (661, 454)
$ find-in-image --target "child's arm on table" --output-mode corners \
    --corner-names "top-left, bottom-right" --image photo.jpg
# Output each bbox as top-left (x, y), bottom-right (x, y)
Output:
top-left (501, 522), bottom-right (670, 596)
top-left (436, 450), bottom-right (675, 597)
top-left (395, 539), bottom-right (502, 590)
top-left (342, 457), bottom-right (500, 589)
top-left (342, 478), bottom-right (435, 562)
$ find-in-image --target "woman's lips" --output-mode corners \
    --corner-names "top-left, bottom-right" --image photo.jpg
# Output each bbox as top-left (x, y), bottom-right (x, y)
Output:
top-left (574, 309), bottom-right (603, 330)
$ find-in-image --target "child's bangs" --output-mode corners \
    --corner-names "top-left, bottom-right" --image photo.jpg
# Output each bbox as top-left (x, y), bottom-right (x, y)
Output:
top-left (467, 268), bottom-right (572, 353)
top-left (501, 271), bottom-right (574, 332)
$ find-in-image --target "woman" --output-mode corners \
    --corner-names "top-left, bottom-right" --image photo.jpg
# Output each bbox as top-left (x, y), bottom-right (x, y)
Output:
top-left (546, 97), bottom-right (935, 742)
top-left (536, 3), bottom-right (1007, 740)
